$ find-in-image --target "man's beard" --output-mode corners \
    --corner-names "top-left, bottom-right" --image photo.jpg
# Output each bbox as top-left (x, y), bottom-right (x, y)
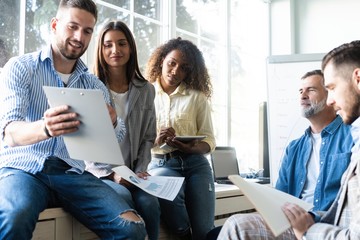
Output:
top-left (57, 39), bottom-right (86, 60)
top-left (341, 92), bottom-right (360, 125)
top-left (301, 98), bottom-right (327, 118)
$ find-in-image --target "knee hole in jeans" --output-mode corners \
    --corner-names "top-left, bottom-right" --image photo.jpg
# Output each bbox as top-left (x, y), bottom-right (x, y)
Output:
top-left (120, 210), bottom-right (144, 223)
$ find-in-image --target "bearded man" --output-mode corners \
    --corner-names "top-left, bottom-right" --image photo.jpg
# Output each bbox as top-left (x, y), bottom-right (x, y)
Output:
top-left (215, 69), bottom-right (353, 240)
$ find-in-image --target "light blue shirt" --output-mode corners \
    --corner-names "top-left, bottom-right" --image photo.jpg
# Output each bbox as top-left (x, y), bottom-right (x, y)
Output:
top-left (350, 117), bottom-right (360, 153)
top-left (275, 115), bottom-right (353, 211)
top-left (0, 45), bottom-right (125, 174)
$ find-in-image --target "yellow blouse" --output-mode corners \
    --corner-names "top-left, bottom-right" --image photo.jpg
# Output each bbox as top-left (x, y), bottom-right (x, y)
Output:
top-left (152, 79), bottom-right (216, 154)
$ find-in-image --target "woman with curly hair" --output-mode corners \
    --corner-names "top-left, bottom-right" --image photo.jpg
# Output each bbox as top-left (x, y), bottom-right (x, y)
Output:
top-left (86, 20), bottom-right (160, 240)
top-left (146, 37), bottom-right (216, 240)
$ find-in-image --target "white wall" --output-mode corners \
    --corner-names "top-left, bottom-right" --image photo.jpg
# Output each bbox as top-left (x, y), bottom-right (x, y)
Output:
top-left (270, 0), bottom-right (360, 54)
top-left (267, 0), bottom-right (359, 183)
top-left (269, 0), bottom-right (292, 55)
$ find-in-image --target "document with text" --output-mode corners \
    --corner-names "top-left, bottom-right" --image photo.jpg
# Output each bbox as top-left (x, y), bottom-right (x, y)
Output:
top-left (229, 175), bottom-right (313, 237)
top-left (112, 166), bottom-right (184, 201)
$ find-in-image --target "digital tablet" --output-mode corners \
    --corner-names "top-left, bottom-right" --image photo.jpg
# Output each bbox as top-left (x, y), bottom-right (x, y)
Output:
top-left (159, 143), bottom-right (173, 151)
top-left (174, 135), bottom-right (207, 143)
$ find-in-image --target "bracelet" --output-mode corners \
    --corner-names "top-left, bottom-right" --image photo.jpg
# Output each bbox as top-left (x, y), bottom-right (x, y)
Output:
top-left (42, 117), bottom-right (52, 138)
top-left (44, 125), bottom-right (52, 138)
top-left (113, 118), bottom-right (118, 128)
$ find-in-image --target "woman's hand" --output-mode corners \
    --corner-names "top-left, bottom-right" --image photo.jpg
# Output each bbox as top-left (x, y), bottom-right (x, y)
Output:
top-left (136, 171), bottom-right (150, 180)
top-left (155, 127), bottom-right (176, 146)
top-left (155, 126), bottom-right (210, 154)
top-left (165, 138), bottom-right (210, 154)
top-left (108, 172), bottom-right (132, 188)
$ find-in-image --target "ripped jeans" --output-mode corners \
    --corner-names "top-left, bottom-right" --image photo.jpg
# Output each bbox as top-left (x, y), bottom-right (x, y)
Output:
top-left (102, 179), bottom-right (160, 240)
top-left (0, 157), bottom-right (146, 240)
top-left (148, 153), bottom-right (215, 240)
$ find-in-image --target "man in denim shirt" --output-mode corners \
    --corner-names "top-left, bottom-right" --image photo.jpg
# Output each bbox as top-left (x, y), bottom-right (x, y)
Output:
top-left (216, 69), bottom-right (353, 240)
top-left (275, 69), bottom-right (353, 211)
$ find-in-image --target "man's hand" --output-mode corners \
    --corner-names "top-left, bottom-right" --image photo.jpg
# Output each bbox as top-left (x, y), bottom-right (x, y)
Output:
top-left (4, 105), bottom-right (80, 146)
top-left (282, 202), bottom-right (315, 239)
top-left (43, 105), bottom-right (80, 137)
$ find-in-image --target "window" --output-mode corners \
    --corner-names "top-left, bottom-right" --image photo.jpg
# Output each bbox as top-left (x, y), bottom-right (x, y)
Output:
top-left (0, 0), bottom-right (21, 66)
top-left (229, 0), bottom-right (269, 171)
top-left (0, 0), bottom-right (269, 172)
top-left (88, 0), bottom-right (163, 71)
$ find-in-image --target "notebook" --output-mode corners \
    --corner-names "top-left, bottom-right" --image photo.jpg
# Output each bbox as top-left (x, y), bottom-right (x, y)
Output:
top-left (211, 146), bottom-right (240, 184)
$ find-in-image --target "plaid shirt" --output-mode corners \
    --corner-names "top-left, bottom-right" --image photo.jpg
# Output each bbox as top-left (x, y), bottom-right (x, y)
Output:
top-left (305, 124), bottom-right (360, 239)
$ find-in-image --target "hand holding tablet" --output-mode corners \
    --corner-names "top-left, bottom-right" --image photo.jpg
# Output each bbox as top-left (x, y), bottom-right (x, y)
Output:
top-left (160, 135), bottom-right (207, 149)
top-left (173, 135), bottom-right (207, 143)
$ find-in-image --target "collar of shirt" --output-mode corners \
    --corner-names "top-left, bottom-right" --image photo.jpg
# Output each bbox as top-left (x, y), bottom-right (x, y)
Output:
top-left (351, 117), bottom-right (360, 153)
top-left (154, 78), bottom-right (188, 96)
top-left (40, 45), bottom-right (89, 78)
top-left (304, 115), bottom-right (343, 137)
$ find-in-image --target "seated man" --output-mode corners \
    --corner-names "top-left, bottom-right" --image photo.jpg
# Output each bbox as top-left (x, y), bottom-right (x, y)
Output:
top-left (0, 0), bottom-right (146, 239)
top-left (282, 40), bottom-right (360, 240)
top-left (276, 69), bottom-right (353, 212)
top-left (216, 69), bottom-right (353, 239)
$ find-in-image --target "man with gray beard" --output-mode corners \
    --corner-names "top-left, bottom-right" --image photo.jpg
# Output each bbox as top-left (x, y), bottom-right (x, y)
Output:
top-left (215, 70), bottom-right (353, 240)
top-left (274, 69), bottom-right (353, 212)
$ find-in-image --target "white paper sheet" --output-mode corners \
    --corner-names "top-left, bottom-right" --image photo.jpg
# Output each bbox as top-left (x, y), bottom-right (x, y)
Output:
top-left (43, 86), bottom-right (124, 165)
top-left (229, 175), bottom-right (313, 237)
top-left (112, 166), bottom-right (184, 201)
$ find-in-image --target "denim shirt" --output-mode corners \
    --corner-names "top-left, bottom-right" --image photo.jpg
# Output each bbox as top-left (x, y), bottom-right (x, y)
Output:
top-left (275, 115), bottom-right (353, 211)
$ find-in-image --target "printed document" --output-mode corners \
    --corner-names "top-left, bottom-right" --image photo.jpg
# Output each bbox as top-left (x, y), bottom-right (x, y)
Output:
top-left (113, 166), bottom-right (184, 201)
top-left (43, 87), bottom-right (184, 201)
top-left (229, 175), bottom-right (313, 237)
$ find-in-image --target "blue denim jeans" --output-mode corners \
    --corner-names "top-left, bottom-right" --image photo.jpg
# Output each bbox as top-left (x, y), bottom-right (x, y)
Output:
top-left (148, 153), bottom-right (215, 240)
top-left (102, 179), bottom-right (161, 240)
top-left (0, 157), bottom-right (146, 240)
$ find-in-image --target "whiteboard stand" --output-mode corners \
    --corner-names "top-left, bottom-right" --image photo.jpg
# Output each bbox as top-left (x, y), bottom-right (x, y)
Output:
top-left (266, 53), bottom-right (325, 185)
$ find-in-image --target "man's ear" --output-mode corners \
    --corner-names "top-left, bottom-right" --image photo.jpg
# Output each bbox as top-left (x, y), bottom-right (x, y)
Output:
top-left (50, 17), bottom-right (58, 33)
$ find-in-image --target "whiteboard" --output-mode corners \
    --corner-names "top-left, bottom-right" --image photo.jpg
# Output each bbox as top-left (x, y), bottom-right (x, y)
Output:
top-left (266, 53), bottom-right (325, 185)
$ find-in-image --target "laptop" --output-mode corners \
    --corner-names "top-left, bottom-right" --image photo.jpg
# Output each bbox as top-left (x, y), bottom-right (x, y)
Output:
top-left (211, 146), bottom-right (240, 184)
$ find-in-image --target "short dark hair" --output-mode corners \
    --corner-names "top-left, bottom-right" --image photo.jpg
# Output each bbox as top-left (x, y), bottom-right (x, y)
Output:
top-left (58, 0), bottom-right (98, 22)
top-left (321, 40), bottom-right (360, 72)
